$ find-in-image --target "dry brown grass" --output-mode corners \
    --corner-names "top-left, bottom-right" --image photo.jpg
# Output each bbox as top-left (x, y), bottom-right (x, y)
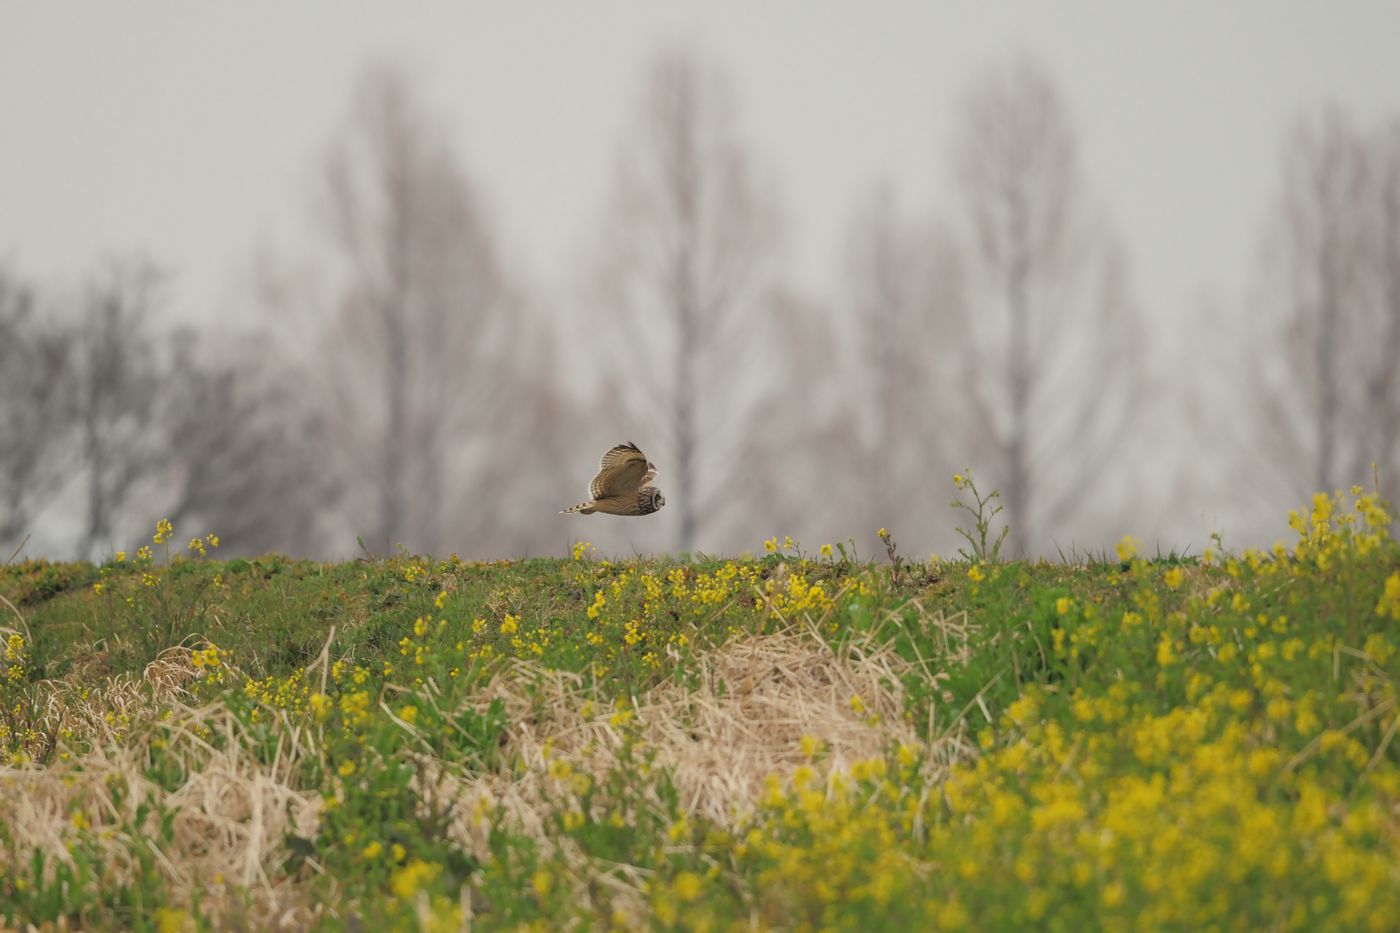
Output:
top-left (1, 618), bottom-right (967, 928)
top-left (424, 619), bottom-right (965, 922)
top-left (1, 649), bottom-right (326, 928)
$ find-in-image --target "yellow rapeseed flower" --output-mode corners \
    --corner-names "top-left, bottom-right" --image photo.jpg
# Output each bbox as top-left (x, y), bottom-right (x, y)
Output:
top-left (532, 868), bottom-right (553, 897)
top-left (673, 871), bottom-right (703, 902)
top-left (391, 859), bottom-right (440, 899)
top-left (938, 900), bottom-right (968, 928)
top-left (1310, 491), bottom-right (1333, 530)
top-left (1378, 571), bottom-right (1400, 621)
top-left (153, 907), bottom-right (191, 933)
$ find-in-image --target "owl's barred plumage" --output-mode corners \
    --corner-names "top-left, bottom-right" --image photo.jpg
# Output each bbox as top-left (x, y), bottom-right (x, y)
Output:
top-left (560, 442), bottom-right (665, 517)
top-left (560, 487), bottom-right (665, 516)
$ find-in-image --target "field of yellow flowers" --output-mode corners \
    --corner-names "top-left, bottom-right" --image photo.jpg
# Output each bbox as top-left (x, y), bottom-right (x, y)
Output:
top-left (2, 483), bottom-right (1399, 931)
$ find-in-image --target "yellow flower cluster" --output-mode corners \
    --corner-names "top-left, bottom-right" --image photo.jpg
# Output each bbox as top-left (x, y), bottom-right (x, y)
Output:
top-left (191, 644), bottom-right (225, 684)
top-left (927, 487), bottom-right (1400, 928)
top-left (390, 858), bottom-right (440, 899)
top-left (1286, 488), bottom-right (1392, 568)
top-left (3, 633), bottom-right (24, 683)
top-left (242, 671), bottom-right (316, 720)
top-left (942, 694), bottom-right (1400, 926)
top-left (556, 557), bottom-right (787, 679)
top-left (758, 571), bottom-right (835, 620)
top-left (731, 756), bottom-right (932, 927)
top-left (186, 533), bottom-right (219, 556)
top-left (1378, 570), bottom-right (1400, 621)
top-left (0, 632), bottom-right (34, 754)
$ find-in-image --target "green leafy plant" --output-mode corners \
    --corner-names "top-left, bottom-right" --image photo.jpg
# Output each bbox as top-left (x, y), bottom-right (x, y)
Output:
top-left (951, 469), bottom-right (1010, 563)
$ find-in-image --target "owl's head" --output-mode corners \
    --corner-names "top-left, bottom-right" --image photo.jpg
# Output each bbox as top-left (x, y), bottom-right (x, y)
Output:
top-left (640, 487), bottom-right (666, 514)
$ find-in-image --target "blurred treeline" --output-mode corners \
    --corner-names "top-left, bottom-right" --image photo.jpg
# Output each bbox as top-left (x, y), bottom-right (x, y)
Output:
top-left (3, 50), bottom-right (1398, 561)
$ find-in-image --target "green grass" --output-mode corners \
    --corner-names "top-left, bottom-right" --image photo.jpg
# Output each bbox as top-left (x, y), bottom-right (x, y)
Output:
top-left (2, 489), bottom-right (1399, 931)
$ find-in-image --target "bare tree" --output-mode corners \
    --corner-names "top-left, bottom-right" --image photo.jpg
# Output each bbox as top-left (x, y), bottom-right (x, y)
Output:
top-left (949, 55), bottom-right (1140, 555)
top-left (159, 331), bottom-right (334, 556)
top-left (844, 184), bottom-right (968, 547)
top-left (744, 286), bottom-right (868, 549)
top-left (274, 63), bottom-right (566, 556)
top-left (1371, 119), bottom-right (1400, 489)
top-left (0, 268), bottom-right (71, 550)
top-left (71, 259), bottom-right (166, 558)
top-left (594, 48), bottom-right (784, 552)
top-left (1247, 108), bottom-right (1400, 508)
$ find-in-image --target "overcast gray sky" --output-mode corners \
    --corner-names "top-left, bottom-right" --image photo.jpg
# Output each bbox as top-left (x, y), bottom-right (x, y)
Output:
top-left (4, 1), bottom-right (1400, 330)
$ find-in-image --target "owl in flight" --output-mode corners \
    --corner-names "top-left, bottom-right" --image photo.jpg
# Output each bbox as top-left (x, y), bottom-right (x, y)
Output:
top-left (560, 442), bottom-right (665, 516)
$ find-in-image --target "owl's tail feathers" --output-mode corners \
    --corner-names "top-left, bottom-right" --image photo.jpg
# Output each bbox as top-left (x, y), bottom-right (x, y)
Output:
top-left (560, 501), bottom-right (597, 515)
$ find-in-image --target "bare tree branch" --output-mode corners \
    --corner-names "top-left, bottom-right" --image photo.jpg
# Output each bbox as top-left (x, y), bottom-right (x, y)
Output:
top-left (0, 268), bottom-right (72, 550)
top-left (593, 48), bottom-right (785, 552)
top-left (843, 184), bottom-right (967, 547)
top-left (949, 55), bottom-right (1142, 555)
top-left (71, 258), bottom-right (166, 559)
top-left (264, 63), bottom-right (577, 557)
top-left (1245, 107), bottom-right (1399, 509)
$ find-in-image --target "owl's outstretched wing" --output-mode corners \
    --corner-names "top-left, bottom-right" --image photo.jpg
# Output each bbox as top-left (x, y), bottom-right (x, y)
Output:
top-left (589, 442), bottom-right (650, 500)
top-left (639, 462), bottom-right (658, 488)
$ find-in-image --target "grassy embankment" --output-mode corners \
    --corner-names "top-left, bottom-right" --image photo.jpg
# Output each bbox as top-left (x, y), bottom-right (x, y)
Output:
top-left (2, 479), bottom-right (1399, 931)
